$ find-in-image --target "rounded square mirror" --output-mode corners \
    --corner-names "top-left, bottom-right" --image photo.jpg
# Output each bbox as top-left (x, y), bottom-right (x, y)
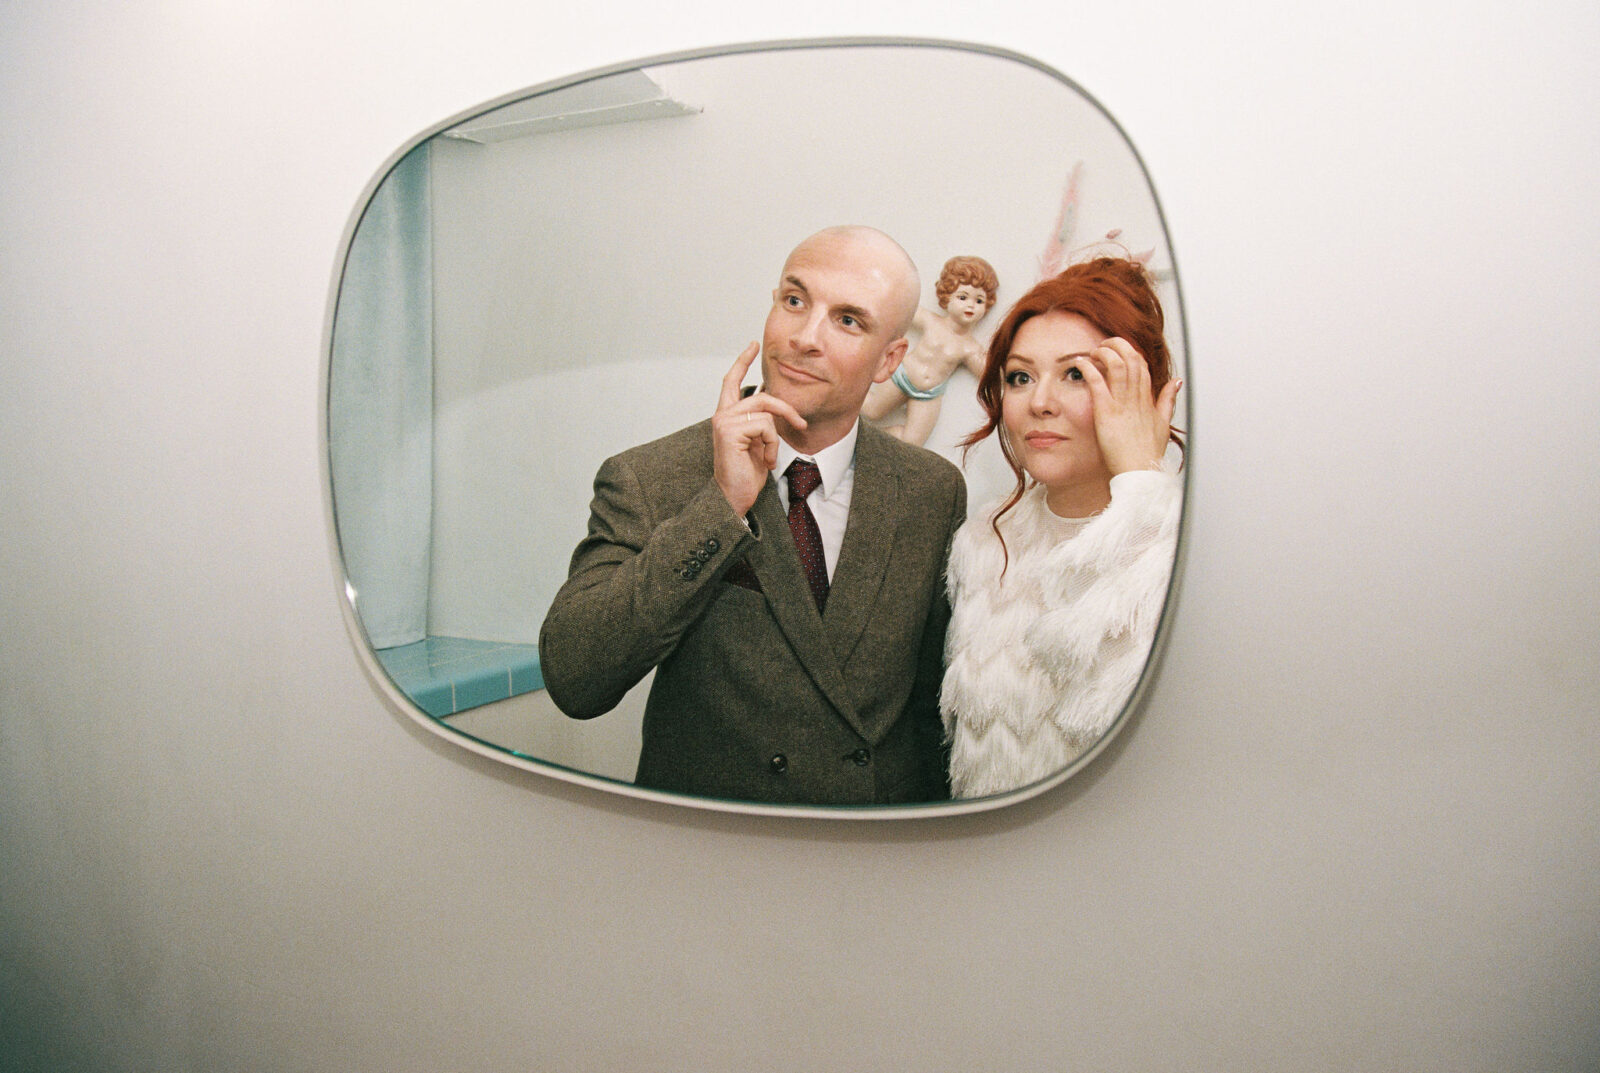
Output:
top-left (324, 38), bottom-right (1188, 818)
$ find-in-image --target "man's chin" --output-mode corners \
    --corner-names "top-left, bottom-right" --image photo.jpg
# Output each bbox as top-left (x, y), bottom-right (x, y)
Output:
top-left (759, 372), bottom-right (820, 412)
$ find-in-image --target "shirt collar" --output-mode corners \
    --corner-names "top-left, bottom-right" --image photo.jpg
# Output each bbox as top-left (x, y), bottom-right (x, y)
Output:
top-left (776, 420), bottom-right (859, 500)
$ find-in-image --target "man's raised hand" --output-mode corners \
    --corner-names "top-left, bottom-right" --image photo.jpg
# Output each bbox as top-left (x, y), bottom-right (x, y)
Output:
top-left (710, 343), bottom-right (807, 516)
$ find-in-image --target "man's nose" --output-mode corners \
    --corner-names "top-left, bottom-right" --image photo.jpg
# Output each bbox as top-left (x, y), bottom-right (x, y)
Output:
top-left (1028, 380), bottom-right (1060, 415)
top-left (790, 309), bottom-right (826, 352)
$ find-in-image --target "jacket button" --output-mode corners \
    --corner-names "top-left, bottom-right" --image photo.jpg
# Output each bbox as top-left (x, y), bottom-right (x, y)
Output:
top-left (707, 538), bottom-right (720, 552)
top-left (849, 748), bottom-right (870, 766)
top-left (769, 754), bottom-right (788, 773)
top-left (679, 568), bottom-right (695, 580)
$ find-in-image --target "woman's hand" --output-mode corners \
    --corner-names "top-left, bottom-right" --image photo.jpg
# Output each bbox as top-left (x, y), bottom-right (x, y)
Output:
top-left (1072, 337), bottom-right (1181, 476)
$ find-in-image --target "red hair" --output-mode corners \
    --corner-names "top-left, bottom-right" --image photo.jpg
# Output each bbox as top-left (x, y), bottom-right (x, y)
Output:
top-left (962, 257), bottom-right (1183, 557)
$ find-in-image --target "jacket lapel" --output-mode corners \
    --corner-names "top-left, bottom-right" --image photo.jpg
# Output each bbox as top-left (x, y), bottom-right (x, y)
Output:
top-left (823, 425), bottom-right (899, 673)
top-left (747, 480), bottom-right (864, 735)
top-left (745, 433), bottom-right (901, 744)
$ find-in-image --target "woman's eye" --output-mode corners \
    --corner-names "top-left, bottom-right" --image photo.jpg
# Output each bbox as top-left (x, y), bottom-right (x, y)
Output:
top-left (1066, 366), bottom-right (1085, 382)
top-left (1004, 370), bottom-right (1031, 387)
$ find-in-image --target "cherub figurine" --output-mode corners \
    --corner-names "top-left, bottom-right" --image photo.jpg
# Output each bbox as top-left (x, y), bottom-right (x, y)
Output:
top-left (862, 255), bottom-right (999, 446)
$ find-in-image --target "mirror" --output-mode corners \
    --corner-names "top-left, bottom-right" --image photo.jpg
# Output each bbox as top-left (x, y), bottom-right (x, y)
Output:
top-left (325, 38), bottom-right (1187, 817)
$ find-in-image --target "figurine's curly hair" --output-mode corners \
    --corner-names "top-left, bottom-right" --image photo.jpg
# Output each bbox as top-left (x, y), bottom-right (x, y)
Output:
top-left (934, 255), bottom-right (999, 309)
top-left (962, 256), bottom-right (1183, 566)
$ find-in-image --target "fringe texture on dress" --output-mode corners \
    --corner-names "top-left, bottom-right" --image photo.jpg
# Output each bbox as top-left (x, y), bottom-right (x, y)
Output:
top-left (941, 468), bottom-right (1181, 798)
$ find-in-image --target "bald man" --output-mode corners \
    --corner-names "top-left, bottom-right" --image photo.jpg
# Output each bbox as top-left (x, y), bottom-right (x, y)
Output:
top-left (540, 227), bottom-right (966, 805)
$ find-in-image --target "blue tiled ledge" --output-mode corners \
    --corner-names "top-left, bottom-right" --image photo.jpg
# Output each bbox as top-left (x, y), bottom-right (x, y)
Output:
top-left (375, 636), bottom-right (543, 718)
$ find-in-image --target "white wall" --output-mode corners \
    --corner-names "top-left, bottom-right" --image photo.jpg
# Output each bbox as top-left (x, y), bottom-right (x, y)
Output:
top-left (2, 4), bottom-right (1596, 1072)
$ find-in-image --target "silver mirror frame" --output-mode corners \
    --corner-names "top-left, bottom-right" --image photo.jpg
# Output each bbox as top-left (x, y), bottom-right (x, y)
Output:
top-left (320, 36), bottom-right (1190, 819)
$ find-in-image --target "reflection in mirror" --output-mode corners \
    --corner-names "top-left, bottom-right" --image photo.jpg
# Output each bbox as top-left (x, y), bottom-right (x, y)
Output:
top-left (327, 40), bottom-right (1186, 815)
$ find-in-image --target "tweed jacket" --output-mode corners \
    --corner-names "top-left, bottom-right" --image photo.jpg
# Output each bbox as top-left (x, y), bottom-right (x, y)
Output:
top-left (539, 418), bottom-right (966, 805)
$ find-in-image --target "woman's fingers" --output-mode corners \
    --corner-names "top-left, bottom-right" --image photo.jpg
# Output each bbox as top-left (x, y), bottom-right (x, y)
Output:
top-left (1156, 377), bottom-right (1182, 430)
top-left (1077, 338), bottom-right (1177, 475)
top-left (1094, 337), bottom-right (1149, 400)
top-left (1070, 353), bottom-right (1112, 409)
top-left (1092, 340), bottom-right (1127, 396)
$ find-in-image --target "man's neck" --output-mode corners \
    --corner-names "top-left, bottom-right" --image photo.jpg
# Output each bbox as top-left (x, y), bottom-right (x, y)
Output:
top-left (778, 419), bottom-right (859, 469)
top-left (779, 418), bottom-right (854, 457)
top-left (775, 422), bottom-right (859, 512)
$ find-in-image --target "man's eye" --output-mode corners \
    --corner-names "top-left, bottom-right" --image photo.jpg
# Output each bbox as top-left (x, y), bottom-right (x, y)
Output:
top-left (840, 315), bottom-right (859, 328)
top-left (784, 294), bottom-right (803, 308)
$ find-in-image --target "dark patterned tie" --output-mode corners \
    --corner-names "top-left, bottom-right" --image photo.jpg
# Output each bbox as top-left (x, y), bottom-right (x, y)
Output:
top-left (785, 459), bottom-right (829, 612)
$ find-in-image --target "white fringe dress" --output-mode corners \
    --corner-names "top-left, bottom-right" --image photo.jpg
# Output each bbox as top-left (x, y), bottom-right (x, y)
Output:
top-left (941, 468), bottom-right (1181, 798)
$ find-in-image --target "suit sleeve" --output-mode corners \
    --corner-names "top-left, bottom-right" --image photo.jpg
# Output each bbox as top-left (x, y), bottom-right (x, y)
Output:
top-left (538, 453), bottom-right (759, 718)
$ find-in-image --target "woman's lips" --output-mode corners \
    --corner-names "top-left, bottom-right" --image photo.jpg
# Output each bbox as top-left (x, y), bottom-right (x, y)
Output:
top-left (1024, 431), bottom-right (1066, 447)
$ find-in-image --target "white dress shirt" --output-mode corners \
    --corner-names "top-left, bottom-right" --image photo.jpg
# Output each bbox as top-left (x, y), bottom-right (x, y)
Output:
top-left (773, 421), bottom-right (858, 582)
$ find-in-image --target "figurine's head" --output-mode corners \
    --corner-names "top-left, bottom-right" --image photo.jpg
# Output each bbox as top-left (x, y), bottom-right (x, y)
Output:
top-left (935, 256), bottom-right (999, 328)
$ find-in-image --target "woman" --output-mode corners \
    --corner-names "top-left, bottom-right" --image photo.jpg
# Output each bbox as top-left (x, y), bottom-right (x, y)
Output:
top-left (941, 257), bottom-right (1183, 798)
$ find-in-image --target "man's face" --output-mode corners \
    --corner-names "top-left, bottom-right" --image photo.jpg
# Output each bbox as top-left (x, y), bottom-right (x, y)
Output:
top-left (761, 232), bottom-right (912, 445)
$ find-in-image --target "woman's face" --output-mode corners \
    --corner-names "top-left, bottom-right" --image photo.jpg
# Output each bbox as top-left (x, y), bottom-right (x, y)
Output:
top-left (1000, 311), bottom-right (1110, 505)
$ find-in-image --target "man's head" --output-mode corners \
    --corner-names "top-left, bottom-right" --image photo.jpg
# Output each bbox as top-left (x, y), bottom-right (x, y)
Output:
top-left (761, 226), bottom-right (921, 452)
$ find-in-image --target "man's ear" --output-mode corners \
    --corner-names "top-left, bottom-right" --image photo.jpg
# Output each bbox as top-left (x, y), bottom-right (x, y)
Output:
top-left (873, 337), bottom-right (909, 383)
